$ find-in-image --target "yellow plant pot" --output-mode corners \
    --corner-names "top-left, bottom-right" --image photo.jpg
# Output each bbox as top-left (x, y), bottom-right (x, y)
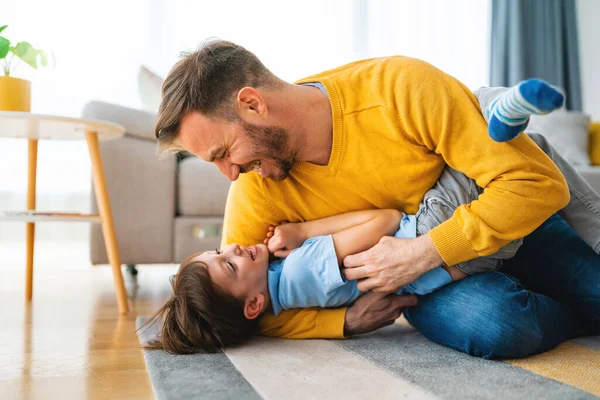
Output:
top-left (0, 76), bottom-right (32, 112)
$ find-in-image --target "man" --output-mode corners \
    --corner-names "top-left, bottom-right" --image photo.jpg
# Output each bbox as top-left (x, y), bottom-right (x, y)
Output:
top-left (155, 40), bottom-right (599, 359)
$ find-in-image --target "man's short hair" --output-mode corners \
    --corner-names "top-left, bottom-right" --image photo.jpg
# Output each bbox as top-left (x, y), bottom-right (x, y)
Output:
top-left (155, 39), bottom-right (281, 155)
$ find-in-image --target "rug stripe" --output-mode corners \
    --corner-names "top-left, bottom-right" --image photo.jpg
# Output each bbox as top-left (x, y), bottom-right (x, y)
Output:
top-left (506, 343), bottom-right (600, 396)
top-left (224, 336), bottom-right (437, 400)
top-left (136, 317), bottom-right (261, 400)
top-left (570, 336), bottom-right (600, 351)
top-left (337, 324), bottom-right (596, 400)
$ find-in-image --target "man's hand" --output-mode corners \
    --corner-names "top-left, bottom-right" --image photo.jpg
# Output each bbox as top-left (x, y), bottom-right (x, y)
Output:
top-left (343, 234), bottom-right (444, 293)
top-left (264, 221), bottom-right (307, 258)
top-left (344, 291), bottom-right (418, 336)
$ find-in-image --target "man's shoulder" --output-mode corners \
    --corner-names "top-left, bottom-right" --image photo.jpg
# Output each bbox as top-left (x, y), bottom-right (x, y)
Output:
top-left (228, 173), bottom-right (267, 199)
top-left (295, 56), bottom-right (434, 83)
top-left (231, 173), bottom-right (299, 207)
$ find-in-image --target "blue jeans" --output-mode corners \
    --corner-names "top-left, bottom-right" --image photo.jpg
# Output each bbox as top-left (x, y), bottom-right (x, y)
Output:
top-left (404, 214), bottom-right (600, 359)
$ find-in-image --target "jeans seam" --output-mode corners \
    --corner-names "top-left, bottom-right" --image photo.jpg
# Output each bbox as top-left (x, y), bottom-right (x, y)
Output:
top-left (495, 272), bottom-right (522, 292)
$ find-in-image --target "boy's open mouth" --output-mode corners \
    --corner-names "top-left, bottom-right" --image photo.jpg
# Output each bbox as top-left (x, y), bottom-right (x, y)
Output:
top-left (246, 246), bottom-right (256, 261)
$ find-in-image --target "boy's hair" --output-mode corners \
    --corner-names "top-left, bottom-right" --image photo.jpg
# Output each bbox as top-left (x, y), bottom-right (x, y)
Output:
top-left (139, 254), bottom-right (260, 354)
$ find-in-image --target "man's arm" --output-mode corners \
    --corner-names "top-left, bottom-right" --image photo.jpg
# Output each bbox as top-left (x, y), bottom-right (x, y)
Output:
top-left (259, 292), bottom-right (418, 338)
top-left (411, 69), bottom-right (570, 265)
top-left (344, 58), bottom-right (569, 293)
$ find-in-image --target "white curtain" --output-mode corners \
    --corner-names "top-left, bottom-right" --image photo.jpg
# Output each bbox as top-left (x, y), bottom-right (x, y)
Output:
top-left (0, 0), bottom-right (490, 241)
top-left (149, 0), bottom-right (490, 87)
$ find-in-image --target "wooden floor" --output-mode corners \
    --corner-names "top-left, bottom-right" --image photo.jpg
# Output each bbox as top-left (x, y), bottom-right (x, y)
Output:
top-left (0, 240), bottom-right (177, 399)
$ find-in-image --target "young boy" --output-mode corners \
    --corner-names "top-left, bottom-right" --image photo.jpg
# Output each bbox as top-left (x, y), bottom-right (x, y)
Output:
top-left (143, 80), bottom-right (600, 354)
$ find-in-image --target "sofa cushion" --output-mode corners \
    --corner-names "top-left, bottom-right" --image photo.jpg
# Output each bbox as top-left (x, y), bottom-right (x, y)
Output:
top-left (173, 216), bottom-right (224, 262)
top-left (528, 110), bottom-right (591, 166)
top-left (178, 157), bottom-right (231, 216)
top-left (137, 65), bottom-right (163, 113)
top-left (82, 101), bottom-right (158, 142)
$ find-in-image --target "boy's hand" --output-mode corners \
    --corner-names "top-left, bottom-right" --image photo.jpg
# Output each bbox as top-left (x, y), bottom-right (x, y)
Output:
top-left (264, 221), bottom-right (307, 258)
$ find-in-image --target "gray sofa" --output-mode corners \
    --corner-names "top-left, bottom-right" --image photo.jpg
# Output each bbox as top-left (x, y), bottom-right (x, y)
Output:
top-left (82, 101), bottom-right (230, 265)
top-left (82, 101), bottom-right (600, 266)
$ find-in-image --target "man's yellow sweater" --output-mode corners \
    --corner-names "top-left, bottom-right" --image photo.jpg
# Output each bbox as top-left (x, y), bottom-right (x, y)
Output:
top-left (221, 56), bottom-right (569, 339)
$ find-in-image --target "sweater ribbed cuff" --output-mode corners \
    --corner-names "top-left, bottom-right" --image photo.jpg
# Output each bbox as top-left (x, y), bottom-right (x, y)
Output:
top-left (428, 217), bottom-right (478, 267)
top-left (317, 307), bottom-right (347, 339)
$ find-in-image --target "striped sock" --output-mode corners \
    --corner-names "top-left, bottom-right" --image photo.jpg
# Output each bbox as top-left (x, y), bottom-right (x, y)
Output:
top-left (487, 79), bottom-right (564, 142)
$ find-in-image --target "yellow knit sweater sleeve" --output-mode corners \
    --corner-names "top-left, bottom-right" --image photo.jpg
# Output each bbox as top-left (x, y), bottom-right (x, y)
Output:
top-left (222, 174), bottom-right (347, 339)
top-left (393, 60), bottom-right (570, 265)
top-left (221, 174), bottom-right (280, 249)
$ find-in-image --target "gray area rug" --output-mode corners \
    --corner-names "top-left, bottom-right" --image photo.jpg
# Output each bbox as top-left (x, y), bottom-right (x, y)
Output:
top-left (137, 317), bottom-right (599, 400)
top-left (136, 317), bottom-right (261, 400)
top-left (336, 324), bottom-right (597, 400)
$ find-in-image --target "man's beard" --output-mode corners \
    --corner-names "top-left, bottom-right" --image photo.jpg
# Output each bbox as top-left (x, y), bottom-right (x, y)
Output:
top-left (242, 122), bottom-right (296, 181)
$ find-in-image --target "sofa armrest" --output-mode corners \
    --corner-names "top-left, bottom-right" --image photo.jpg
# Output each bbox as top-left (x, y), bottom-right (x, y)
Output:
top-left (82, 101), bottom-right (158, 142)
top-left (82, 102), bottom-right (176, 265)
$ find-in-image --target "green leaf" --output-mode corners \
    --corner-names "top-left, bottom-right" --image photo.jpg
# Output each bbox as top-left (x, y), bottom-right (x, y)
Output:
top-left (39, 50), bottom-right (48, 67)
top-left (11, 41), bottom-right (41, 69)
top-left (0, 25), bottom-right (7, 34)
top-left (0, 36), bottom-right (9, 59)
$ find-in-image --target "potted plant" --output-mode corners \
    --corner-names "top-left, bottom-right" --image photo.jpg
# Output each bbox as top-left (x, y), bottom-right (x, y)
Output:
top-left (0, 25), bottom-right (48, 112)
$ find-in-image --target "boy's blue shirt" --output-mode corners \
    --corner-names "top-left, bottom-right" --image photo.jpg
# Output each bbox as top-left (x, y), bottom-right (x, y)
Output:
top-left (268, 214), bottom-right (452, 316)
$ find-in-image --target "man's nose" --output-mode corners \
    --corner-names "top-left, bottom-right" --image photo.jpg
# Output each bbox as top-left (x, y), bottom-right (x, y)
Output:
top-left (217, 161), bottom-right (240, 181)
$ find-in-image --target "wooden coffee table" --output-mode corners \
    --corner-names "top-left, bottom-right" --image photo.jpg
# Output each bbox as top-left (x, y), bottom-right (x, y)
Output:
top-left (0, 111), bottom-right (129, 314)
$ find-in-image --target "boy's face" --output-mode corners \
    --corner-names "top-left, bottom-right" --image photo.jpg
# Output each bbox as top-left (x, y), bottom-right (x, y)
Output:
top-left (192, 243), bottom-right (270, 301)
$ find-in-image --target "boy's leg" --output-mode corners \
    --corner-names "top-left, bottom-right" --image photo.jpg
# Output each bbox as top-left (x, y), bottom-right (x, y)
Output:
top-left (526, 133), bottom-right (600, 254)
top-left (474, 81), bottom-right (564, 142)
top-left (416, 166), bottom-right (523, 275)
top-left (404, 271), bottom-right (584, 359)
top-left (501, 213), bottom-right (600, 332)
top-left (475, 87), bottom-right (600, 253)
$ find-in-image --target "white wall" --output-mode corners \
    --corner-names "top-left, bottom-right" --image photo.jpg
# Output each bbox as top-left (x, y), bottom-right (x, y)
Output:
top-left (578, 0), bottom-right (600, 121)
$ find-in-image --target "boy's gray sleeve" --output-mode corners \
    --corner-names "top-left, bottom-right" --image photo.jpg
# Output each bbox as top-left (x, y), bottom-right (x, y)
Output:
top-left (526, 133), bottom-right (600, 254)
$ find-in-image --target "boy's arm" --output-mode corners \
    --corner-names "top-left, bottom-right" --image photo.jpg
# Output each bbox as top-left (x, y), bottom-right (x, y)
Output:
top-left (330, 210), bottom-right (402, 265)
top-left (267, 209), bottom-right (402, 262)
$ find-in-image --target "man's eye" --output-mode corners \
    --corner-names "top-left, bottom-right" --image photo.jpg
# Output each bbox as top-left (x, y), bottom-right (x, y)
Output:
top-left (214, 248), bottom-right (221, 254)
top-left (227, 261), bottom-right (236, 271)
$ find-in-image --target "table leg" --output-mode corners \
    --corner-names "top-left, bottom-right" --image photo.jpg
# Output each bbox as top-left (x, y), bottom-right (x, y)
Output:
top-left (25, 139), bottom-right (38, 301)
top-left (85, 131), bottom-right (129, 314)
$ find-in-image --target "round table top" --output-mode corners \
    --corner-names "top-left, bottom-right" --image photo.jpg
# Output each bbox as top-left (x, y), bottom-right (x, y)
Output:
top-left (0, 111), bottom-right (126, 141)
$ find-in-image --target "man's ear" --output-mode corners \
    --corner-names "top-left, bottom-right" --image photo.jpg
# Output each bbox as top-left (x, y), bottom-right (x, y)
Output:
top-left (237, 87), bottom-right (268, 118)
top-left (244, 293), bottom-right (266, 320)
